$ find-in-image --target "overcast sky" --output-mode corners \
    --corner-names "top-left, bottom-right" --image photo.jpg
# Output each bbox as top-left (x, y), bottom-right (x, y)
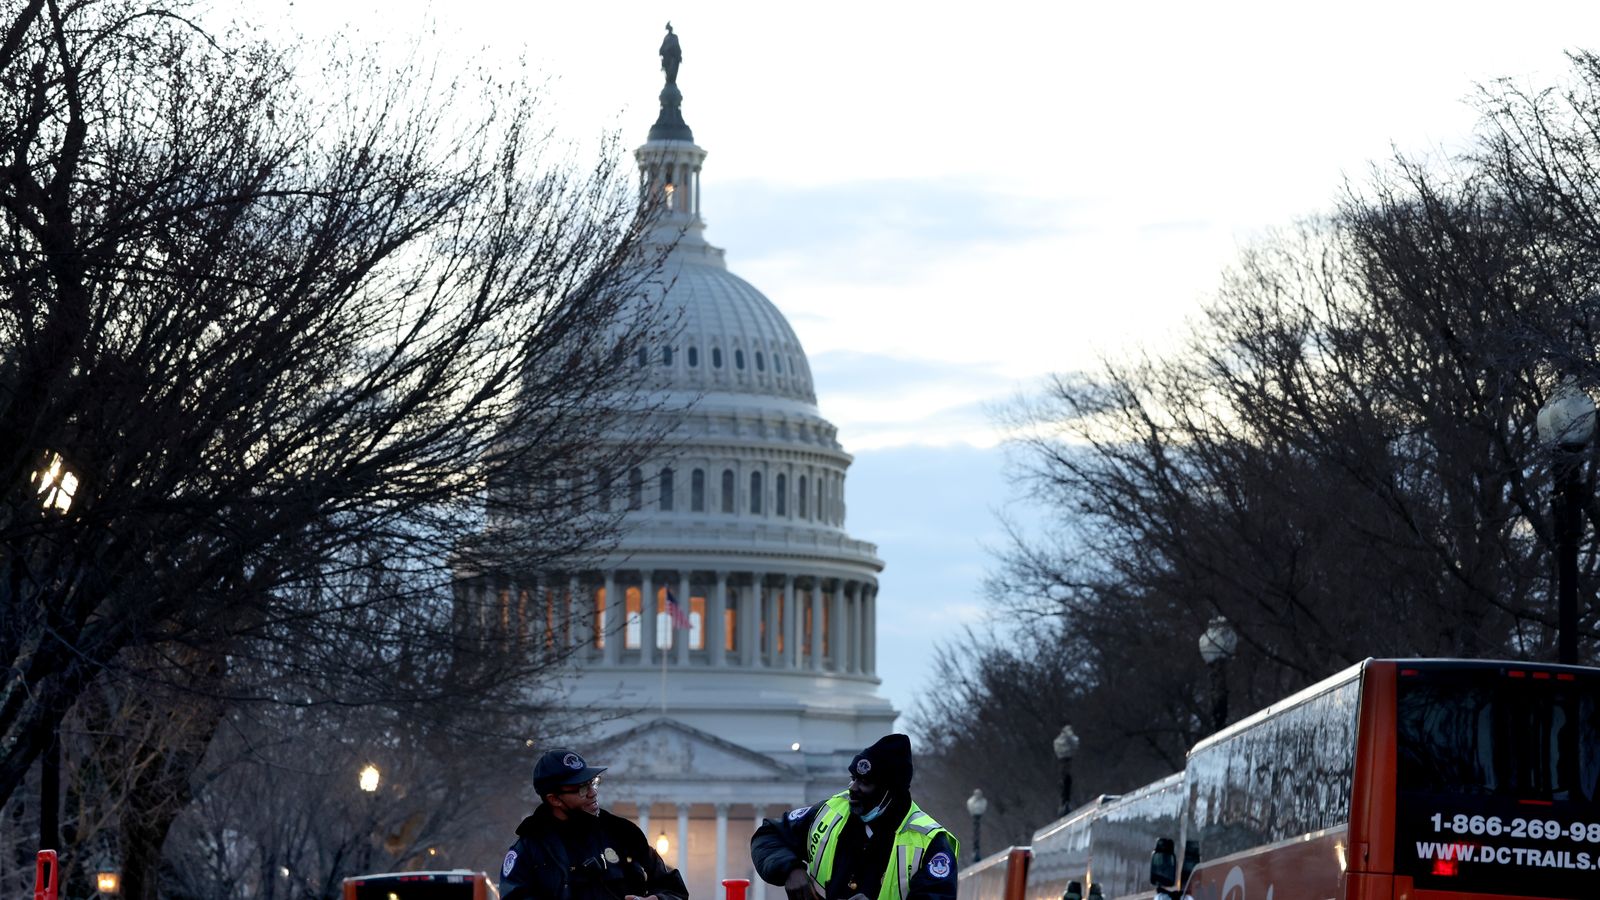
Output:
top-left (260, 0), bottom-right (1600, 727)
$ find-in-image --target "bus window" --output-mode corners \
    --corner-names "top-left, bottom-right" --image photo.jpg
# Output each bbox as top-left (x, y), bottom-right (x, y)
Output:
top-left (1395, 667), bottom-right (1600, 896)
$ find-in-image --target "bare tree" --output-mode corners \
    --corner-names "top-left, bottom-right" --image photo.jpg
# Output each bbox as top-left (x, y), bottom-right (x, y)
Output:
top-left (0, 0), bottom-right (669, 893)
top-left (922, 51), bottom-right (1600, 829)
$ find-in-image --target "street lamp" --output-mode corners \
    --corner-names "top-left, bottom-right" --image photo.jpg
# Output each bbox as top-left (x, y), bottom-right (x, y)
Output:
top-left (966, 788), bottom-right (988, 860)
top-left (29, 450), bottom-right (78, 855)
top-left (1538, 377), bottom-right (1596, 665)
top-left (1052, 724), bottom-right (1079, 816)
top-left (94, 853), bottom-right (121, 896)
top-left (1198, 616), bottom-right (1237, 734)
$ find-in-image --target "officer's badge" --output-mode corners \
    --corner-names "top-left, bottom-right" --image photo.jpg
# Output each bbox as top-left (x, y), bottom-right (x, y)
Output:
top-left (563, 753), bottom-right (584, 769)
top-left (503, 850), bottom-right (518, 877)
top-left (787, 805), bottom-right (812, 821)
top-left (927, 852), bottom-right (951, 878)
top-left (854, 759), bottom-right (871, 775)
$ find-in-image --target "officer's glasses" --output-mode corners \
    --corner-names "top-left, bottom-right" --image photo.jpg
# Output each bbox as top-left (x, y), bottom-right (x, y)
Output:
top-left (557, 776), bottom-right (601, 796)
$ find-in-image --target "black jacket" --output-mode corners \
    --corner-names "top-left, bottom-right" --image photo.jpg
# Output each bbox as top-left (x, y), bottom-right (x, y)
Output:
top-left (500, 805), bottom-right (689, 900)
top-left (750, 793), bottom-right (958, 900)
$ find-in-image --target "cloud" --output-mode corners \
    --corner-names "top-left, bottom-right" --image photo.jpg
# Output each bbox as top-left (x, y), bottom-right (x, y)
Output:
top-left (711, 177), bottom-right (1078, 281)
top-left (807, 350), bottom-right (1025, 450)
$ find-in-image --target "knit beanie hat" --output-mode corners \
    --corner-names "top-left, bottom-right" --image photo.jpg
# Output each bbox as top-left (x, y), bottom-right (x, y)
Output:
top-left (848, 733), bottom-right (913, 790)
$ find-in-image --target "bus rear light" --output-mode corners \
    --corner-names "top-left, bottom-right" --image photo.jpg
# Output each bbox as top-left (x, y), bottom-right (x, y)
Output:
top-left (1519, 799), bottom-right (1555, 806)
top-left (1401, 668), bottom-right (1420, 676)
top-left (1533, 672), bottom-right (1552, 680)
top-left (1507, 670), bottom-right (1527, 678)
top-left (1558, 673), bottom-right (1577, 681)
top-left (1431, 860), bottom-right (1459, 877)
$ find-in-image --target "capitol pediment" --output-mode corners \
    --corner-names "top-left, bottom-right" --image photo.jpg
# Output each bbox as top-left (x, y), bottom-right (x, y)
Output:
top-left (593, 717), bottom-right (802, 782)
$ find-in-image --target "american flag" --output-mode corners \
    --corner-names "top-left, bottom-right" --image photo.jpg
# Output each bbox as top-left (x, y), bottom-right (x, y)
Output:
top-left (665, 589), bottom-right (691, 630)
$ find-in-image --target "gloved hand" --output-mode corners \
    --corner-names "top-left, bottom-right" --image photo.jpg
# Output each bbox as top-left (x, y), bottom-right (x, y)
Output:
top-left (783, 868), bottom-right (815, 900)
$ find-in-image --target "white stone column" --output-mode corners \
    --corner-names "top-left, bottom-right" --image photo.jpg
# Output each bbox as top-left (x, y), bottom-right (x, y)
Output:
top-left (809, 579), bottom-right (824, 671)
top-left (751, 805), bottom-right (765, 891)
top-left (741, 576), bottom-right (761, 667)
top-left (711, 571), bottom-right (728, 667)
top-left (603, 571), bottom-right (619, 665)
top-left (641, 571), bottom-right (656, 665)
top-left (715, 803), bottom-right (729, 886)
top-left (567, 574), bottom-right (580, 653)
top-left (639, 804), bottom-right (651, 837)
top-left (863, 585), bottom-right (875, 675)
top-left (676, 803), bottom-right (691, 873)
top-left (849, 583), bottom-right (863, 675)
top-left (777, 573), bottom-right (796, 666)
top-left (764, 581), bottom-right (779, 667)
top-left (838, 576), bottom-right (851, 669)
top-left (677, 571), bottom-right (692, 665)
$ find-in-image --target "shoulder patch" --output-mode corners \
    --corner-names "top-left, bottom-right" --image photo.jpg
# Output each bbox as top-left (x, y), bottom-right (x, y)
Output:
top-left (502, 849), bottom-right (518, 877)
top-left (787, 805), bottom-right (812, 822)
top-left (927, 851), bottom-right (952, 879)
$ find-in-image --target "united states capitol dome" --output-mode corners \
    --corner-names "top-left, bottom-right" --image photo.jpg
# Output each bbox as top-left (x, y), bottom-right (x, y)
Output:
top-left (630, 250), bottom-right (818, 408)
top-left (479, 29), bottom-right (895, 900)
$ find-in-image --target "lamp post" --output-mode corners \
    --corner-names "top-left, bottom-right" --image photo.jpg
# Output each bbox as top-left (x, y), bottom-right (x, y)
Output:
top-left (965, 789), bottom-right (988, 860)
top-left (358, 764), bottom-right (381, 870)
top-left (30, 450), bottom-right (78, 855)
top-left (1052, 724), bottom-right (1079, 816)
top-left (1198, 616), bottom-right (1237, 734)
top-left (1538, 377), bottom-right (1596, 665)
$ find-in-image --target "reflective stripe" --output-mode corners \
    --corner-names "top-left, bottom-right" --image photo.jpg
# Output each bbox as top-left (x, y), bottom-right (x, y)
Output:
top-left (895, 846), bottom-right (925, 900)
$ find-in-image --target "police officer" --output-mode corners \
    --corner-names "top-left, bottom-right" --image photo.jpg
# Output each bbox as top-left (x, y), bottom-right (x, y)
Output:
top-left (500, 748), bottom-right (689, 900)
top-left (750, 734), bottom-right (958, 900)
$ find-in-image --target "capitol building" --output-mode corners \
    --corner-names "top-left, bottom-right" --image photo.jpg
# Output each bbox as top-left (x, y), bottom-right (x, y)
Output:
top-left (497, 30), bottom-right (897, 900)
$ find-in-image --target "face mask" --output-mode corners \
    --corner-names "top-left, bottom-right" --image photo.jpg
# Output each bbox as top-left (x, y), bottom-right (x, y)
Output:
top-left (858, 791), bottom-right (892, 823)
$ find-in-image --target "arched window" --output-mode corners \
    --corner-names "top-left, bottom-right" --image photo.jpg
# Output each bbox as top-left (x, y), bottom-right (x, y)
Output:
top-left (628, 467), bottom-right (643, 511)
top-left (755, 351), bottom-right (765, 372)
top-left (635, 345), bottom-right (648, 367)
top-left (798, 474), bottom-right (808, 518)
top-left (597, 469), bottom-right (613, 511)
top-left (774, 355), bottom-right (783, 374)
top-left (688, 346), bottom-right (699, 368)
top-left (712, 347), bottom-right (723, 369)
top-left (775, 473), bottom-right (787, 516)
top-left (661, 346), bottom-right (674, 366)
top-left (721, 469), bottom-right (735, 513)
top-left (816, 478), bottom-right (824, 521)
top-left (750, 471), bottom-right (763, 514)
top-left (735, 349), bottom-right (745, 370)
top-left (691, 468), bottom-right (706, 511)
top-left (659, 467), bottom-right (675, 511)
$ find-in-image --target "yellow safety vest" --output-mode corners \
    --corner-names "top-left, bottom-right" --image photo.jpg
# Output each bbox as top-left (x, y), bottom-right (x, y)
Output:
top-left (804, 792), bottom-right (959, 900)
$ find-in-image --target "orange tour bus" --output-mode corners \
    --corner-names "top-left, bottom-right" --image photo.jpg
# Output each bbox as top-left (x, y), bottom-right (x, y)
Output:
top-left (960, 846), bottom-right (1032, 900)
top-left (1158, 657), bottom-right (1600, 900)
top-left (343, 870), bottom-right (498, 900)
